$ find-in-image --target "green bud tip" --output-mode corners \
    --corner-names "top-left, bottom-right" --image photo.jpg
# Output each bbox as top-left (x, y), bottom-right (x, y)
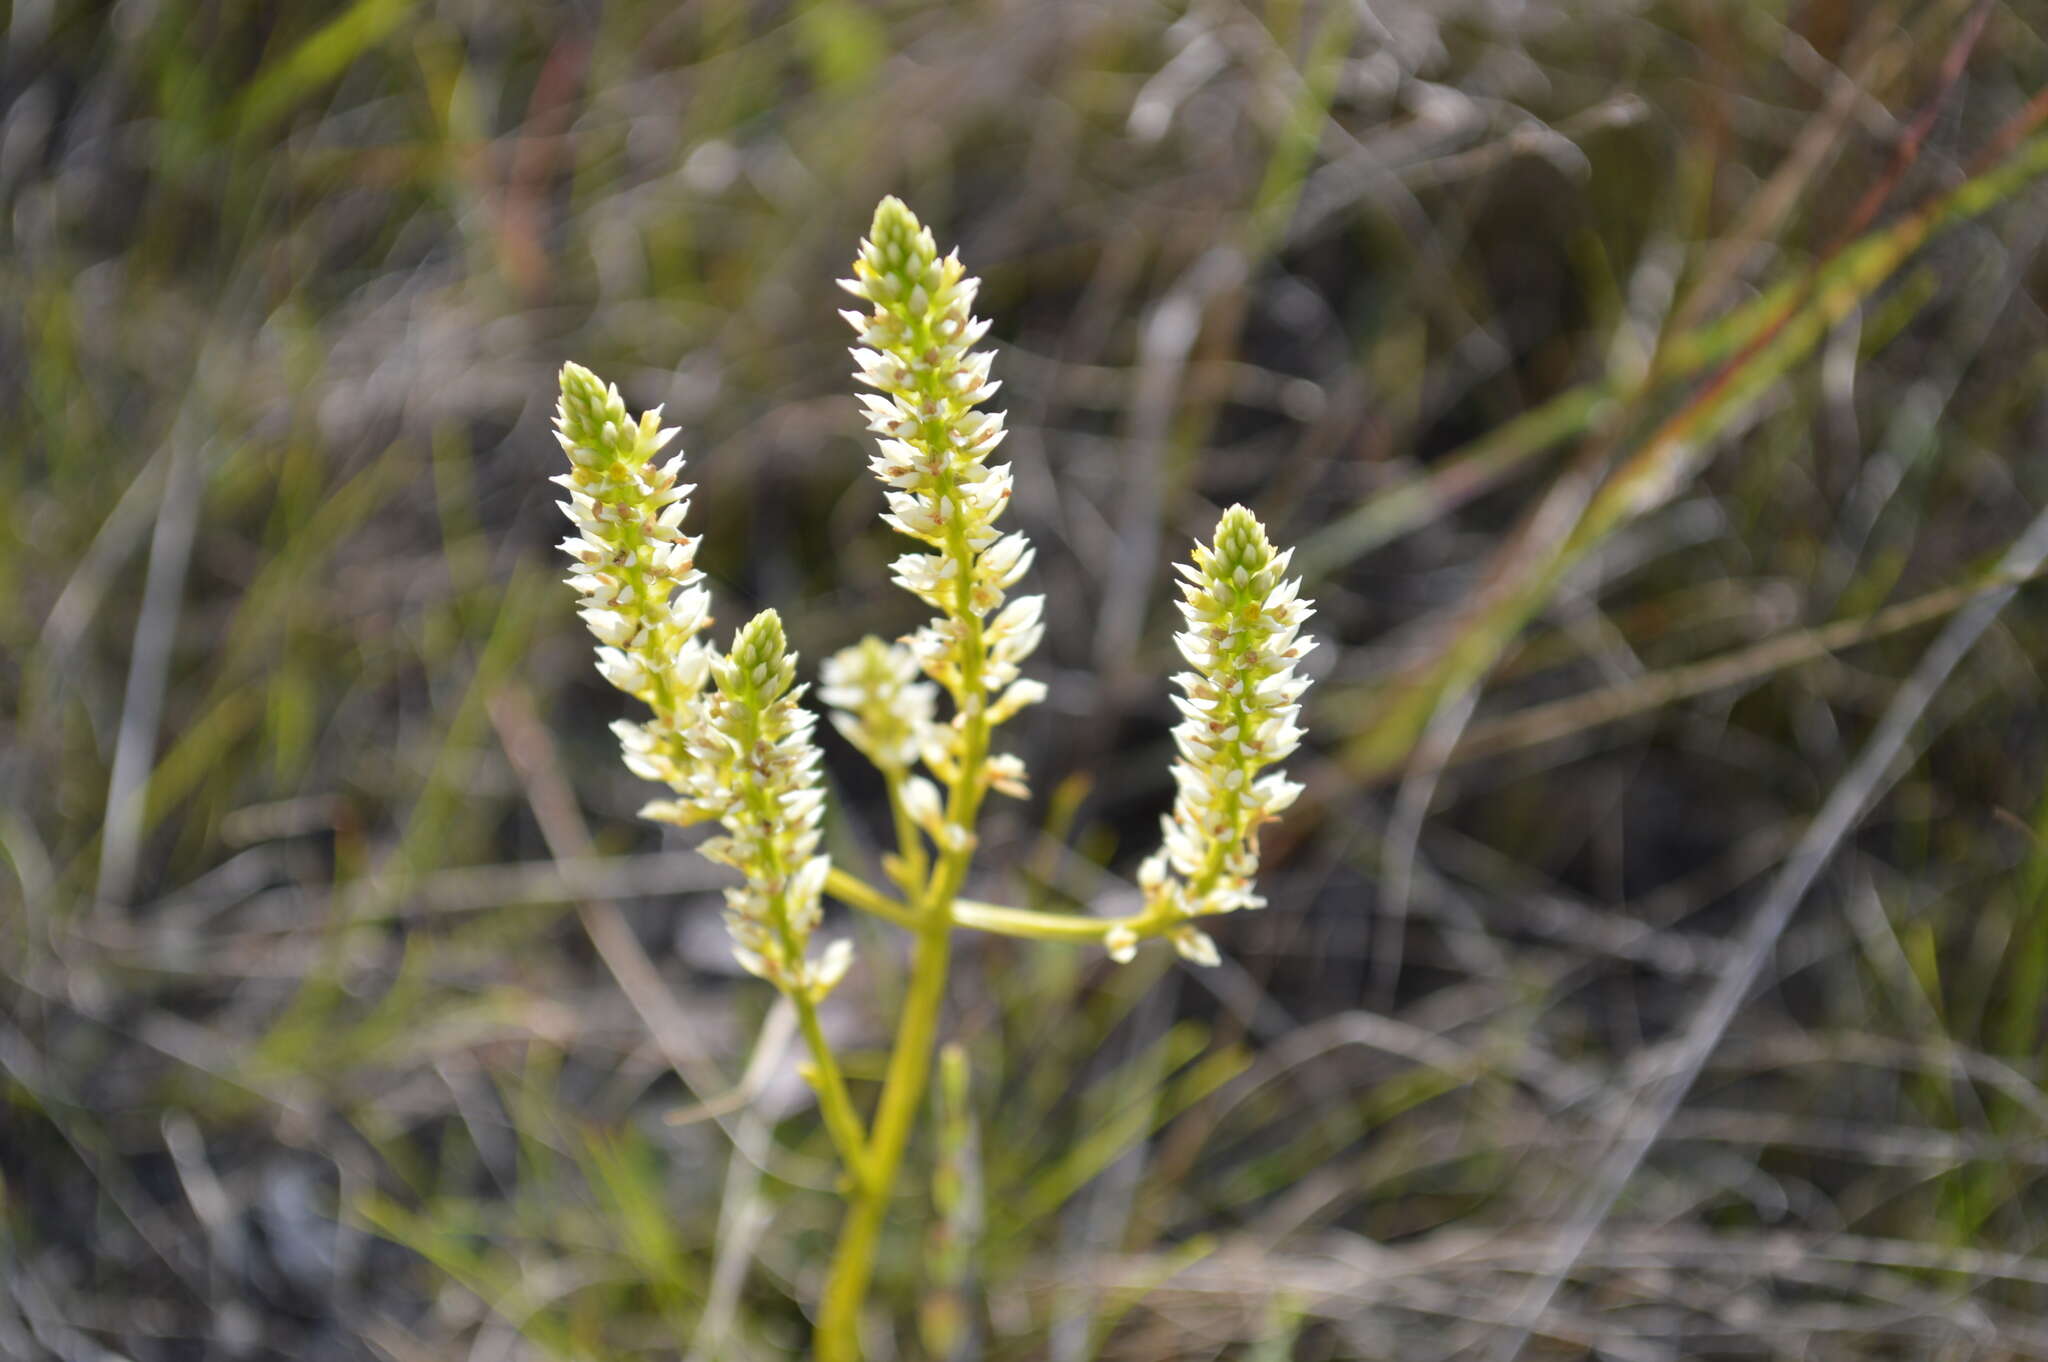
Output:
top-left (866, 195), bottom-right (938, 280)
top-left (556, 361), bottom-right (631, 451)
top-left (723, 609), bottom-right (796, 702)
top-left (1210, 505), bottom-right (1276, 575)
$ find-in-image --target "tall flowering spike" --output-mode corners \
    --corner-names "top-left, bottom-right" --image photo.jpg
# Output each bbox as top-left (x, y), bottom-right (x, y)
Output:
top-left (840, 198), bottom-right (1044, 764)
top-left (1130, 506), bottom-right (1316, 967)
top-left (554, 362), bottom-right (715, 796)
top-left (641, 609), bottom-right (841, 997)
top-left (820, 636), bottom-right (937, 771)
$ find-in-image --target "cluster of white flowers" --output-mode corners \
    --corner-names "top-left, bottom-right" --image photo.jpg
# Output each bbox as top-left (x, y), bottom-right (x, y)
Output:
top-left (1111, 506), bottom-right (1315, 968)
top-left (555, 367), bottom-right (841, 999)
top-left (819, 635), bottom-right (936, 773)
top-left (550, 201), bottom-right (1328, 1360)
top-left (839, 198), bottom-right (1046, 798)
top-left (559, 205), bottom-right (1318, 988)
top-left (553, 363), bottom-right (714, 787)
top-left (665, 612), bottom-right (845, 997)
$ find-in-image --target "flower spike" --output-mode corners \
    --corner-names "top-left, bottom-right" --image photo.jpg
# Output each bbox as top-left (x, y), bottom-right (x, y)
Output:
top-left (820, 635), bottom-right (938, 773)
top-left (650, 609), bottom-right (836, 996)
top-left (1127, 506), bottom-right (1316, 965)
top-left (842, 199), bottom-right (1042, 803)
top-left (554, 369), bottom-right (841, 999)
top-left (553, 361), bottom-right (715, 792)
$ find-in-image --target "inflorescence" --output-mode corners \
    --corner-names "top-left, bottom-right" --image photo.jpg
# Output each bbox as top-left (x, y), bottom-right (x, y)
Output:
top-left (554, 366), bottom-right (839, 999)
top-left (555, 199), bottom-right (1314, 981)
top-left (838, 198), bottom-right (1046, 811)
top-left (551, 196), bottom-right (1320, 1362)
top-left (1114, 506), bottom-right (1316, 967)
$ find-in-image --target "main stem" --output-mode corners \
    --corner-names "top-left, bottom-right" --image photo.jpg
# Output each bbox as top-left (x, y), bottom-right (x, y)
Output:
top-left (818, 449), bottom-right (993, 1357)
top-left (816, 728), bottom-right (985, 1358)
top-left (814, 916), bottom-right (953, 1360)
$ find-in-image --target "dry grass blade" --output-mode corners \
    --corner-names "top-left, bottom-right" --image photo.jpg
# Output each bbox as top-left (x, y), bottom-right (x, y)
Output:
top-left (485, 685), bottom-right (730, 1106)
top-left (1487, 492), bottom-right (2048, 1359)
top-left (1449, 561), bottom-right (2048, 767)
top-left (1342, 115), bottom-right (2048, 781)
top-left (94, 438), bottom-right (205, 915)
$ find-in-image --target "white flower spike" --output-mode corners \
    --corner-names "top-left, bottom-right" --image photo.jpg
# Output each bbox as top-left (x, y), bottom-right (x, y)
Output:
top-left (553, 361), bottom-right (715, 797)
top-left (555, 367), bottom-right (840, 998)
top-left (1125, 505), bottom-right (1316, 964)
top-left (841, 198), bottom-right (1042, 802)
top-left (820, 635), bottom-right (937, 773)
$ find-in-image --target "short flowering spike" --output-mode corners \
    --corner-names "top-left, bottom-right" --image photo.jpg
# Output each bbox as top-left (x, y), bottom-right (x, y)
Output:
top-left (1121, 505), bottom-right (1316, 965)
top-left (842, 198), bottom-right (1041, 760)
top-left (718, 609), bottom-right (799, 708)
top-left (664, 608), bottom-right (838, 994)
top-left (821, 636), bottom-right (937, 771)
top-left (553, 362), bottom-right (712, 794)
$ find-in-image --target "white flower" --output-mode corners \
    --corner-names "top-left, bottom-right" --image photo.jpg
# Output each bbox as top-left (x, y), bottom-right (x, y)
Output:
top-left (1104, 924), bottom-right (1139, 965)
top-left (1170, 925), bottom-right (1221, 968)
top-left (986, 678), bottom-right (1047, 725)
top-left (983, 753), bottom-right (1029, 800)
top-left (807, 936), bottom-right (855, 1000)
top-left (901, 774), bottom-right (946, 838)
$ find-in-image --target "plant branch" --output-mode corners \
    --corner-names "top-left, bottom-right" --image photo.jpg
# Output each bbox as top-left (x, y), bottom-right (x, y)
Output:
top-left (825, 866), bottom-right (921, 931)
top-left (815, 919), bottom-right (951, 1360)
top-left (791, 989), bottom-right (875, 1194)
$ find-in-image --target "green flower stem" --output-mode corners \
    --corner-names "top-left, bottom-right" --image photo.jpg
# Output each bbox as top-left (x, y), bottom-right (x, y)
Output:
top-left (827, 862), bottom-right (1158, 946)
top-left (882, 766), bottom-right (929, 891)
top-left (952, 897), bottom-right (1152, 943)
top-left (793, 990), bottom-right (876, 1195)
top-left (824, 866), bottom-right (920, 930)
top-left (816, 917), bottom-right (951, 1361)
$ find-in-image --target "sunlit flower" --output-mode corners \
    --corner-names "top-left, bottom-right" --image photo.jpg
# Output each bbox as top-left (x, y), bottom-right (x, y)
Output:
top-left (1127, 506), bottom-right (1315, 964)
top-left (555, 365), bottom-right (841, 998)
top-left (841, 198), bottom-right (1042, 800)
top-left (820, 635), bottom-right (937, 772)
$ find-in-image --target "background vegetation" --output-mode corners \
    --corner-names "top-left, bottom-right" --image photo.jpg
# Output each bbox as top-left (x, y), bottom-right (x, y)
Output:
top-left (8, 0), bottom-right (2048, 1357)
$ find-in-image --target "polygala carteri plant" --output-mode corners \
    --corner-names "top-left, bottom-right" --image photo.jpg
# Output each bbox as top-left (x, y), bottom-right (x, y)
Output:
top-left (551, 197), bottom-right (1316, 1358)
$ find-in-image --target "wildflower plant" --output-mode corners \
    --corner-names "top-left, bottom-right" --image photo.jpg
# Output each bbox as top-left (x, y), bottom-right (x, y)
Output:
top-left (552, 198), bottom-right (1315, 1360)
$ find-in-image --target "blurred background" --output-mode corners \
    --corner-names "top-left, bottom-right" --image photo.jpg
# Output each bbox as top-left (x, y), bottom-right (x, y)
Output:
top-left (8, 0), bottom-right (2048, 1357)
